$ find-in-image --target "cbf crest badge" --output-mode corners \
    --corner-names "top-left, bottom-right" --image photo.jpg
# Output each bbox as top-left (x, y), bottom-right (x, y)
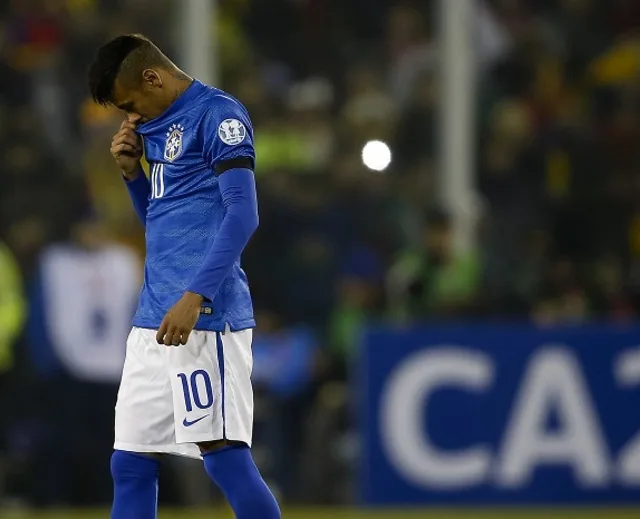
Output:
top-left (164, 123), bottom-right (185, 162)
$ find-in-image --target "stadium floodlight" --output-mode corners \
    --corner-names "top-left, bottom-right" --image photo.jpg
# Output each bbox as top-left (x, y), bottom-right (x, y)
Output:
top-left (362, 140), bottom-right (392, 172)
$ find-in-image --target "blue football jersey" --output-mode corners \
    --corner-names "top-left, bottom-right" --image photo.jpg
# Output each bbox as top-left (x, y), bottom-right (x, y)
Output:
top-left (133, 80), bottom-right (256, 332)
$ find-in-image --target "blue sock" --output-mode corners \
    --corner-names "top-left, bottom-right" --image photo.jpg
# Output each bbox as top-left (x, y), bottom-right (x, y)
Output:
top-left (110, 450), bottom-right (159, 519)
top-left (203, 446), bottom-right (281, 519)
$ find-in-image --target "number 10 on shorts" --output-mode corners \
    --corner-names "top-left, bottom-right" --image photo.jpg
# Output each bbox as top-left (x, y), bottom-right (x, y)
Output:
top-left (177, 370), bottom-right (214, 412)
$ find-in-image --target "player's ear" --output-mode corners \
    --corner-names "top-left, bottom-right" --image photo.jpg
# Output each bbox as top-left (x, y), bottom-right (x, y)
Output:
top-left (142, 69), bottom-right (162, 88)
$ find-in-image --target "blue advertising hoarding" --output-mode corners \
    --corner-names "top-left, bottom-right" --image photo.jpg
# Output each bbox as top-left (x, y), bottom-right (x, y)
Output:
top-left (359, 323), bottom-right (640, 505)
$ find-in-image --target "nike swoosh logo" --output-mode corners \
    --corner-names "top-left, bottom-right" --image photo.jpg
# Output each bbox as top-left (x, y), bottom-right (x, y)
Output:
top-left (183, 415), bottom-right (208, 427)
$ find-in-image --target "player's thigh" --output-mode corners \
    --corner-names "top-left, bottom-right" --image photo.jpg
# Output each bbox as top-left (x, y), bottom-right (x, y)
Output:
top-left (165, 329), bottom-right (254, 446)
top-left (115, 327), bottom-right (175, 448)
top-left (165, 330), bottom-right (224, 444)
top-left (219, 328), bottom-right (254, 445)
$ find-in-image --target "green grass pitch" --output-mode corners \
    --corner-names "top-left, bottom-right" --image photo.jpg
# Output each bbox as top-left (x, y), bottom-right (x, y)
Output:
top-left (5, 507), bottom-right (640, 519)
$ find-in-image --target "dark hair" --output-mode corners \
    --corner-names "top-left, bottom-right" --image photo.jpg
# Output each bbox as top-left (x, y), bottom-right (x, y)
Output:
top-left (88, 34), bottom-right (171, 105)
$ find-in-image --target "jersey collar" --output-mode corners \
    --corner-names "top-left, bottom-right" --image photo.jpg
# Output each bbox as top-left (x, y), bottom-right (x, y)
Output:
top-left (137, 79), bottom-right (206, 134)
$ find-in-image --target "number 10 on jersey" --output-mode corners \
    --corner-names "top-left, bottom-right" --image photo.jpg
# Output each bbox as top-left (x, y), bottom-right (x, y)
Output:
top-left (150, 163), bottom-right (165, 199)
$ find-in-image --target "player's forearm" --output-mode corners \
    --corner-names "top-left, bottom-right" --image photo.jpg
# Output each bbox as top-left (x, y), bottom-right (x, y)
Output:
top-left (187, 168), bottom-right (258, 302)
top-left (124, 167), bottom-right (151, 225)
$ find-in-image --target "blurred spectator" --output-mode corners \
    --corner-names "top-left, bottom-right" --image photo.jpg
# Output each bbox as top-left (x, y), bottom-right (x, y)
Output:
top-left (328, 247), bottom-right (384, 379)
top-left (387, 210), bottom-right (481, 322)
top-left (29, 218), bottom-right (139, 383)
top-left (530, 256), bottom-right (590, 326)
top-left (22, 217), bottom-right (140, 505)
top-left (0, 242), bottom-right (26, 375)
top-left (252, 310), bottom-right (320, 500)
top-left (0, 241), bottom-right (25, 504)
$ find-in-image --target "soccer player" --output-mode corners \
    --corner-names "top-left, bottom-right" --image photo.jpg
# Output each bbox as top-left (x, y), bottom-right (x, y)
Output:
top-left (88, 34), bottom-right (281, 519)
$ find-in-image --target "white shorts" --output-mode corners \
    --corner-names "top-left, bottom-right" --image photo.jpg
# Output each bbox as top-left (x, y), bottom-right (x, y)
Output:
top-left (114, 326), bottom-right (253, 459)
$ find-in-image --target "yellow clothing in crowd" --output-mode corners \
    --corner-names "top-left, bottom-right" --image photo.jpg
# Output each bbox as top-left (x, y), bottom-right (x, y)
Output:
top-left (0, 243), bottom-right (26, 372)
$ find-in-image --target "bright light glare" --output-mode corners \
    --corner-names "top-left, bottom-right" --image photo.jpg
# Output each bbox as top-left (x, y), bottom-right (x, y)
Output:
top-left (362, 140), bottom-right (392, 172)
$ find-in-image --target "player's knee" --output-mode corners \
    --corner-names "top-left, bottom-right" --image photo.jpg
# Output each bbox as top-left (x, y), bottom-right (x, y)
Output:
top-left (110, 450), bottom-right (160, 485)
top-left (197, 439), bottom-right (246, 454)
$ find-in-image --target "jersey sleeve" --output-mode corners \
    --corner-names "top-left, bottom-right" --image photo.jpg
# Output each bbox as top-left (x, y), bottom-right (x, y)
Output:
top-left (201, 96), bottom-right (255, 173)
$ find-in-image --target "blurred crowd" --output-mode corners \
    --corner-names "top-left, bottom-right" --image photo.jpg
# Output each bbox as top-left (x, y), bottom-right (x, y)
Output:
top-left (2, 0), bottom-right (640, 508)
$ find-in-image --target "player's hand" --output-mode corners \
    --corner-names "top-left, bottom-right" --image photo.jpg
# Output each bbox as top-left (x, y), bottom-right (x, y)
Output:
top-left (156, 292), bottom-right (204, 346)
top-left (111, 116), bottom-right (143, 179)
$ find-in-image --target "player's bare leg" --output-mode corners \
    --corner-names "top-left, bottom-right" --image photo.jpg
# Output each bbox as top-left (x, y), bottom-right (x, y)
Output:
top-left (197, 440), bottom-right (281, 519)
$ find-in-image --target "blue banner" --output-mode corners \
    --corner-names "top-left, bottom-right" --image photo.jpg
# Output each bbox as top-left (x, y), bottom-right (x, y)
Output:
top-left (359, 323), bottom-right (640, 505)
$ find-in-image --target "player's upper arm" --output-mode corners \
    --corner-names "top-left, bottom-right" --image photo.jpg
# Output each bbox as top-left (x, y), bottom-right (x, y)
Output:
top-left (200, 95), bottom-right (255, 176)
